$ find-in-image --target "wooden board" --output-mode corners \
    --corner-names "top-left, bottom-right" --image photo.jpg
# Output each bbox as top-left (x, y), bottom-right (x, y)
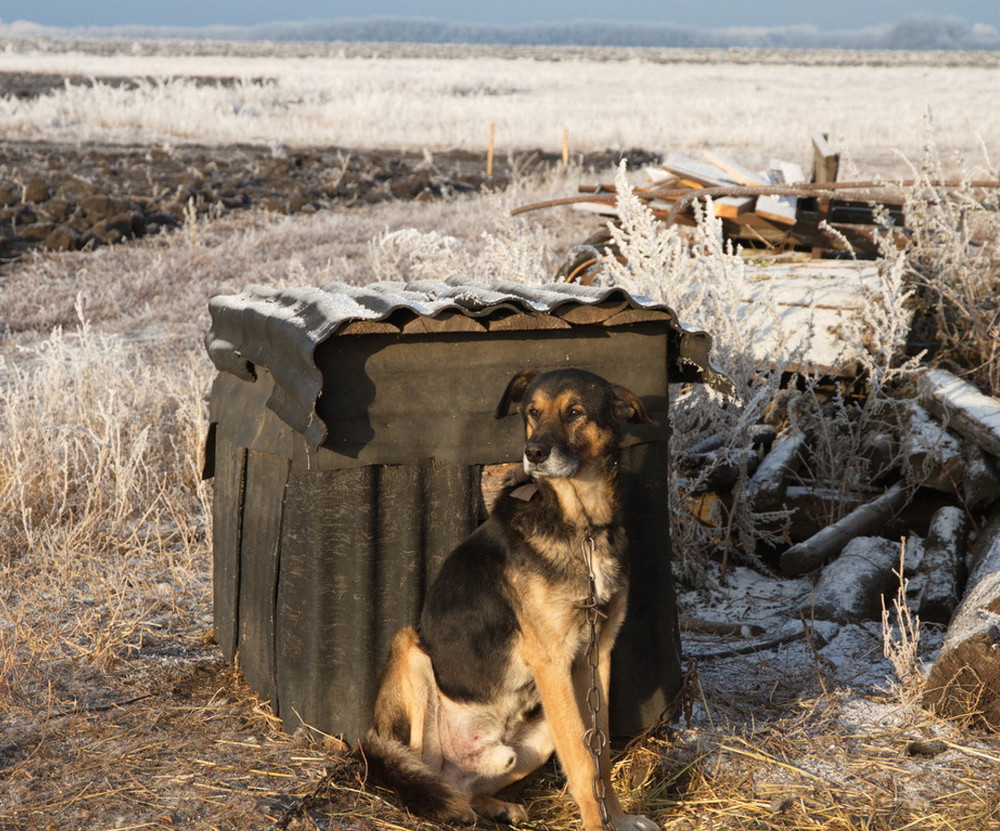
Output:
top-left (237, 449), bottom-right (291, 708)
top-left (211, 430), bottom-right (245, 662)
top-left (663, 152), bottom-right (738, 188)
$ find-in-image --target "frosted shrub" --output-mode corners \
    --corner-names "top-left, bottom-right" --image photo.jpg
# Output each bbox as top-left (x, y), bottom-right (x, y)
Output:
top-left (901, 142), bottom-right (1000, 394)
top-left (599, 164), bottom-right (796, 578)
top-left (368, 206), bottom-right (551, 286)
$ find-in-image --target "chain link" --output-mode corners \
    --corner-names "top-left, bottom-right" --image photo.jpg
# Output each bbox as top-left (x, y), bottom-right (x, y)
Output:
top-left (580, 534), bottom-right (613, 830)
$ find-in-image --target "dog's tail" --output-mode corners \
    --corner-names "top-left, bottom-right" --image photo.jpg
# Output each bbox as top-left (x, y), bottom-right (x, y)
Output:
top-left (361, 729), bottom-right (472, 822)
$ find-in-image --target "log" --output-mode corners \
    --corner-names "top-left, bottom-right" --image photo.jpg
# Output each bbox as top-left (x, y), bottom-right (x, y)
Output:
top-left (915, 505), bottom-right (970, 624)
top-left (917, 368), bottom-right (1000, 460)
top-left (962, 440), bottom-right (1000, 512)
top-left (783, 485), bottom-right (866, 542)
top-left (803, 536), bottom-right (899, 623)
top-left (922, 568), bottom-right (1000, 730)
top-left (686, 447), bottom-right (760, 495)
top-left (900, 400), bottom-right (963, 493)
top-left (780, 482), bottom-right (911, 575)
top-left (966, 506), bottom-right (1000, 596)
top-left (750, 428), bottom-right (807, 509)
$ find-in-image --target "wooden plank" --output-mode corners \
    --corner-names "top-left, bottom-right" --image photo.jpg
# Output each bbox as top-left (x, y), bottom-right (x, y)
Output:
top-left (811, 133), bottom-right (838, 255)
top-left (713, 196), bottom-right (756, 219)
top-left (701, 151), bottom-right (763, 186)
top-left (310, 325), bottom-right (671, 468)
top-left (373, 465), bottom-right (428, 667)
top-left (237, 449), bottom-right (290, 710)
top-left (211, 430), bottom-right (245, 663)
top-left (755, 161), bottom-right (803, 226)
top-left (662, 152), bottom-right (737, 188)
top-left (275, 466), bottom-right (378, 741)
top-left (612, 440), bottom-right (681, 736)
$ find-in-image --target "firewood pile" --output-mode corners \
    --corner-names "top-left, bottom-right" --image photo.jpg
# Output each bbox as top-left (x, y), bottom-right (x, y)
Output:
top-left (682, 365), bottom-right (1000, 730)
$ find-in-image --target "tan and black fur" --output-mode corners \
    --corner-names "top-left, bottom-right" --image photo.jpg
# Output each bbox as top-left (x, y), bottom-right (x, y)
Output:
top-left (364, 368), bottom-right (659, 831)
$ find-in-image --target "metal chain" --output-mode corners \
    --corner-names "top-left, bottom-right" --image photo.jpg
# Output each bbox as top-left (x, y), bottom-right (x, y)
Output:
top-left (580, 534), bottom-right (613, 831)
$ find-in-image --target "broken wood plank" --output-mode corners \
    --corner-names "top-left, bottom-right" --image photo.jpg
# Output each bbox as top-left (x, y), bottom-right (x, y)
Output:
top-left (917, 368), bottom-right (1000, 459)
top-left (923, 566), bottom-right (1000, 730)
top-left (780, 482), bottom-right (911, 575)
top-left (803, 536), bottom-right (899, 623)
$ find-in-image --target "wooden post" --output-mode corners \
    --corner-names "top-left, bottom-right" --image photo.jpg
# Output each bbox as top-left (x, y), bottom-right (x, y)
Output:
top-left (811, 132), bottom-right (840, 184)
top-left (562, 129), bottom-right (569, 166)
top-left (811, 132), bottom-right (839, 257)
top-left (487, 123), bottom-right (495, 179)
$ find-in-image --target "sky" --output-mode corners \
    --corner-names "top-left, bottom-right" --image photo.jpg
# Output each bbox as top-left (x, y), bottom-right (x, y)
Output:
top-left (3, 0), bottom-right (999, 31)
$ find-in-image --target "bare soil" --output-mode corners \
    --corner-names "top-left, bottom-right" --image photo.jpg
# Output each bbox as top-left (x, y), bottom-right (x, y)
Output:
top-left (0, 82), bottom-right (659, 266)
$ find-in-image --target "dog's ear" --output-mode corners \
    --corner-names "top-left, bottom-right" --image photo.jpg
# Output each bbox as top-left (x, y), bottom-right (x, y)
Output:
top-left (612, 385), bottom-right (658, 426)
top-left (495, 369), bottom-right (537, 419)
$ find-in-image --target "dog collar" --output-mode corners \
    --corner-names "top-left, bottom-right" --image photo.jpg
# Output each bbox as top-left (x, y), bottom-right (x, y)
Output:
top-left (510, 483), bottom-right (540, 502)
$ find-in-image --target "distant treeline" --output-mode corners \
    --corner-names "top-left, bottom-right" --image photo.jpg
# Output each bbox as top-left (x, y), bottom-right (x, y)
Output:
top-left (3, 14), bottom-right (999, 51)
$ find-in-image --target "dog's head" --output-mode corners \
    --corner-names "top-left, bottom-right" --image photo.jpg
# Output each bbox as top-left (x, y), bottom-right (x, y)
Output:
top-left (495, 368), bottom-right (655, 479)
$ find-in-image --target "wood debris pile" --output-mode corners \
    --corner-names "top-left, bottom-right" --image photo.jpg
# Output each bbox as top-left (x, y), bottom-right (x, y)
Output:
top-left (570, 132), bottom-right (902, 259)
top-left (681, 366), bottom-right (1000, 730)
top-left (513, 133), bottom-right (999, 281)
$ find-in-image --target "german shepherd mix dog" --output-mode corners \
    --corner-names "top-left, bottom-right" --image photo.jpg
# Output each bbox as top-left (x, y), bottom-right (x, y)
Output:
top-left (364, 368), bottom-right (659, 831)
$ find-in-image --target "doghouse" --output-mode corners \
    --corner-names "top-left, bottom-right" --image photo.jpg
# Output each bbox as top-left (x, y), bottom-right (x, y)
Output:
top-left (203, 278), bottom-right (730, 743)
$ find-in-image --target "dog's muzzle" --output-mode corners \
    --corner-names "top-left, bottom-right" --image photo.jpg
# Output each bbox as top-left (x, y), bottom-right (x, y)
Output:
top-left (522, 441), bottom-right (578, 478)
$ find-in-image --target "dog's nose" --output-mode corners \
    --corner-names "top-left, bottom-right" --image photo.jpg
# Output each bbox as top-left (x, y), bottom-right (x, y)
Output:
top-left (524, 441), bottom-right (550, 465)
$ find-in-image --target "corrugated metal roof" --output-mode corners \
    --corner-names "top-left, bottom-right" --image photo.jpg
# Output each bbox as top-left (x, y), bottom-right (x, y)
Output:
top-left (206, 278), bottom-right (730, 449)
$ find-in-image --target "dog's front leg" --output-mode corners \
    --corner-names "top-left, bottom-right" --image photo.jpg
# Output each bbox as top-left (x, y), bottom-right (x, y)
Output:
top-left (573, 593), bottom-right (660, 831)
top-left (531, 659), bottom-right (608, 830)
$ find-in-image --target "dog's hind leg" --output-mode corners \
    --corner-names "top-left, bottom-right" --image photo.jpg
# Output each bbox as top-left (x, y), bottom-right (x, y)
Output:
top-left (472, 794), bottom-right (529, 823)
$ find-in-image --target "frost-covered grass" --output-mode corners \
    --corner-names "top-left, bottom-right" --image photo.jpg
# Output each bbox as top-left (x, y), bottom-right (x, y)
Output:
top-left (1, 43), bottom-right (999, 172)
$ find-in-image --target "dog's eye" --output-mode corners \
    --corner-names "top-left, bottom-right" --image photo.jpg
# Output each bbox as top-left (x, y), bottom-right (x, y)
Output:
top-left (526, 406), bottom-right (539, 421)
top-left (566, 407), bottom-right (585, 421)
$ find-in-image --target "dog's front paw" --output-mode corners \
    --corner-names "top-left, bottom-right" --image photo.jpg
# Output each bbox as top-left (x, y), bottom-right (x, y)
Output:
top-left (617, 814), bottom-right (660, 831)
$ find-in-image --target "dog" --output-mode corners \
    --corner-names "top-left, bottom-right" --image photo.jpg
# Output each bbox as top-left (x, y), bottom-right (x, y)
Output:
top-left (363, 368), bottom-right (659, 831)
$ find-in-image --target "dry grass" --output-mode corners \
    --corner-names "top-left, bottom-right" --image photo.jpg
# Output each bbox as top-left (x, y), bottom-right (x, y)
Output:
top-left (2, 147), bottom-right (1000, 830)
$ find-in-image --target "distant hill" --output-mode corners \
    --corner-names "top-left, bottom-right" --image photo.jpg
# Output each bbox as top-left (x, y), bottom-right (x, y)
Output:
top-left (1, 14), bottom-right (998, 51)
